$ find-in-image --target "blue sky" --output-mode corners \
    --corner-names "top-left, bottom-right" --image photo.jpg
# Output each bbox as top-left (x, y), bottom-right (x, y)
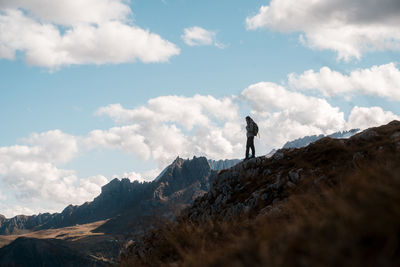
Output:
top-left (1, 0), bottom-right (399, 217)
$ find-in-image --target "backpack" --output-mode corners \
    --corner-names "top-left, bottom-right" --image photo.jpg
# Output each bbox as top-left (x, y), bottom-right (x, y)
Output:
top-left (253, 122), bottom-right (259, 136)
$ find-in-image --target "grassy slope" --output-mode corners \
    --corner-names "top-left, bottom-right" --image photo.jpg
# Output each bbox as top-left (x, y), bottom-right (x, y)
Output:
top-left (0, 220), bottom-right (123, 265)
top-left (0, 220), bottom-right (107, 248)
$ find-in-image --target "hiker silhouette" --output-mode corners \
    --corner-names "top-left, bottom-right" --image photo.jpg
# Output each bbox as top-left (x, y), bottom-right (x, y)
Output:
top-left (245, 116), bottom-right (258, 159)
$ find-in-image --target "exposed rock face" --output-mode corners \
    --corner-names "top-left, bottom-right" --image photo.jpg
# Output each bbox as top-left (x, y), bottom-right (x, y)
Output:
top-left (95, 156), bottom-right (216, 234)
top-left (154, 156), bottom-right (213, 201)
top-left (0, 156), bottom-right (216, 235)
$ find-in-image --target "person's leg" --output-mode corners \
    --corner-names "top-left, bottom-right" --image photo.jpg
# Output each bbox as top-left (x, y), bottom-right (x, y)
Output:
top-left (245, 137), bottom-right (250, 159)
top-left (249, 136), bottom-right (255, 158)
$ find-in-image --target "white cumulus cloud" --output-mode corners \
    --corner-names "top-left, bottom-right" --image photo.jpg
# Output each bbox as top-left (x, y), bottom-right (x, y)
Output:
top-left (0, 1), bottom-right (180, 68)
top-left (288, 63), bottom-right (400, 101)
top-left (181, 26), bottom-right (225, 48)
top-left (347, 106), bottom-right (400, 130)
top-left (0, 130), bottom-right (109, 217)
top-left (85, 125), bottom-right (151, 159)
top-left (0, 0), bottom-right (131, 25)
top-left (96, 95), bottom-right (242, 167)
top-left (241, 82), bottom-right (347, 147)
top-left (96, 83), bottom-right (400, 167)
top-left (113, 169), bottom-right (160, 183)
top-left (246, 0), bottom-right (400, 60)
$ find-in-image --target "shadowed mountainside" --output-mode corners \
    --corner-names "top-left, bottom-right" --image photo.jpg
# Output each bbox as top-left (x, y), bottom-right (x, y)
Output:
top-left (0, 157), bottom-right (239, 266)
top-left (120, 121), bottom-right (400, 267)
top-left (0, 157), bottom-right (239, 236)
top-left (0, 237), bottom-right (102, 267)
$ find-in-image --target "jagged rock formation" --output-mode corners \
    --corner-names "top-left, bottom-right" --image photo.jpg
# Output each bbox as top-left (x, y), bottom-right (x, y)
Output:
top-left (283, 128), bottom-right (359, 149)
top-left (95, 156), bottom-right (217, 234)
top-left (0, 156), bottom-right (218, 235)
top-left (153, 156), bottom-right (213, 202)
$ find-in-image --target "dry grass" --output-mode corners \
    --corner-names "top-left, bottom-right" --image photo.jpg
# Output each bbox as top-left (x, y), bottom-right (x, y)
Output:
top-left (120, 165), bottom-right (400, 267)
top-left (0, 220), bottom-right (107, 248)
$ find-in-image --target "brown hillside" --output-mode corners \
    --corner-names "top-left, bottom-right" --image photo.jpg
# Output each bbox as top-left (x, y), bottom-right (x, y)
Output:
top-left (120, 121), bottom-right (400, 267)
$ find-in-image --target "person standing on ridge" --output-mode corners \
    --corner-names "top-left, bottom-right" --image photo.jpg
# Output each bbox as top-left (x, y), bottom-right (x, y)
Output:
top-left (245, 116), bottom-right (258, 160)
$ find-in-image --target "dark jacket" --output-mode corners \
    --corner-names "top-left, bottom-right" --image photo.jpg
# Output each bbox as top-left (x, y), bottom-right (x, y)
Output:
top-left (246, 120), bottom-right (256, 137)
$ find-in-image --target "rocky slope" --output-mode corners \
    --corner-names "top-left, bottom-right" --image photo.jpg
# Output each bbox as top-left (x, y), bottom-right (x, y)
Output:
top-left (121, 121), bottom-right (400, 266)
top-left (185, 122), bottom-right (395, 222)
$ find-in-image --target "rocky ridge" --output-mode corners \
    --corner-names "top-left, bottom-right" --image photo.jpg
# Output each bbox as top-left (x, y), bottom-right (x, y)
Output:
top-left (185, 121), bottom-right (399, 222)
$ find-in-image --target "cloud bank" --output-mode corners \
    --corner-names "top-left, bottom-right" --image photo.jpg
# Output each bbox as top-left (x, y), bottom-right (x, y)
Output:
top-left (0, 130), bottom-right (108, 217)
top-left (246, 0), bottom-right (400, 60)
top-left (96, 95), bottom-right (241, 166)
top-left (0, 0), bottom-right (180, 68)
top-left (289, 63), bottom-right (400, 100)
top-left (289, 63), bottom-right (400, 101)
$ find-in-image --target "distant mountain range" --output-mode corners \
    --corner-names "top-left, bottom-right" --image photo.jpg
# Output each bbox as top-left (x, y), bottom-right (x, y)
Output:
top-left (0, 157), bottom-right (240, 265)
top-left (0, 157), bottom-right (240, 236)
top-left (283, 128), bottom-right (360, 149)
top-left (208, 159), bottom-right (241, 170)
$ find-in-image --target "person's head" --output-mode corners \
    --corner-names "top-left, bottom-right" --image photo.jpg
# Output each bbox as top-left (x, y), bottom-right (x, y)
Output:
top-left (246, 116), bottom-right (251, 123)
